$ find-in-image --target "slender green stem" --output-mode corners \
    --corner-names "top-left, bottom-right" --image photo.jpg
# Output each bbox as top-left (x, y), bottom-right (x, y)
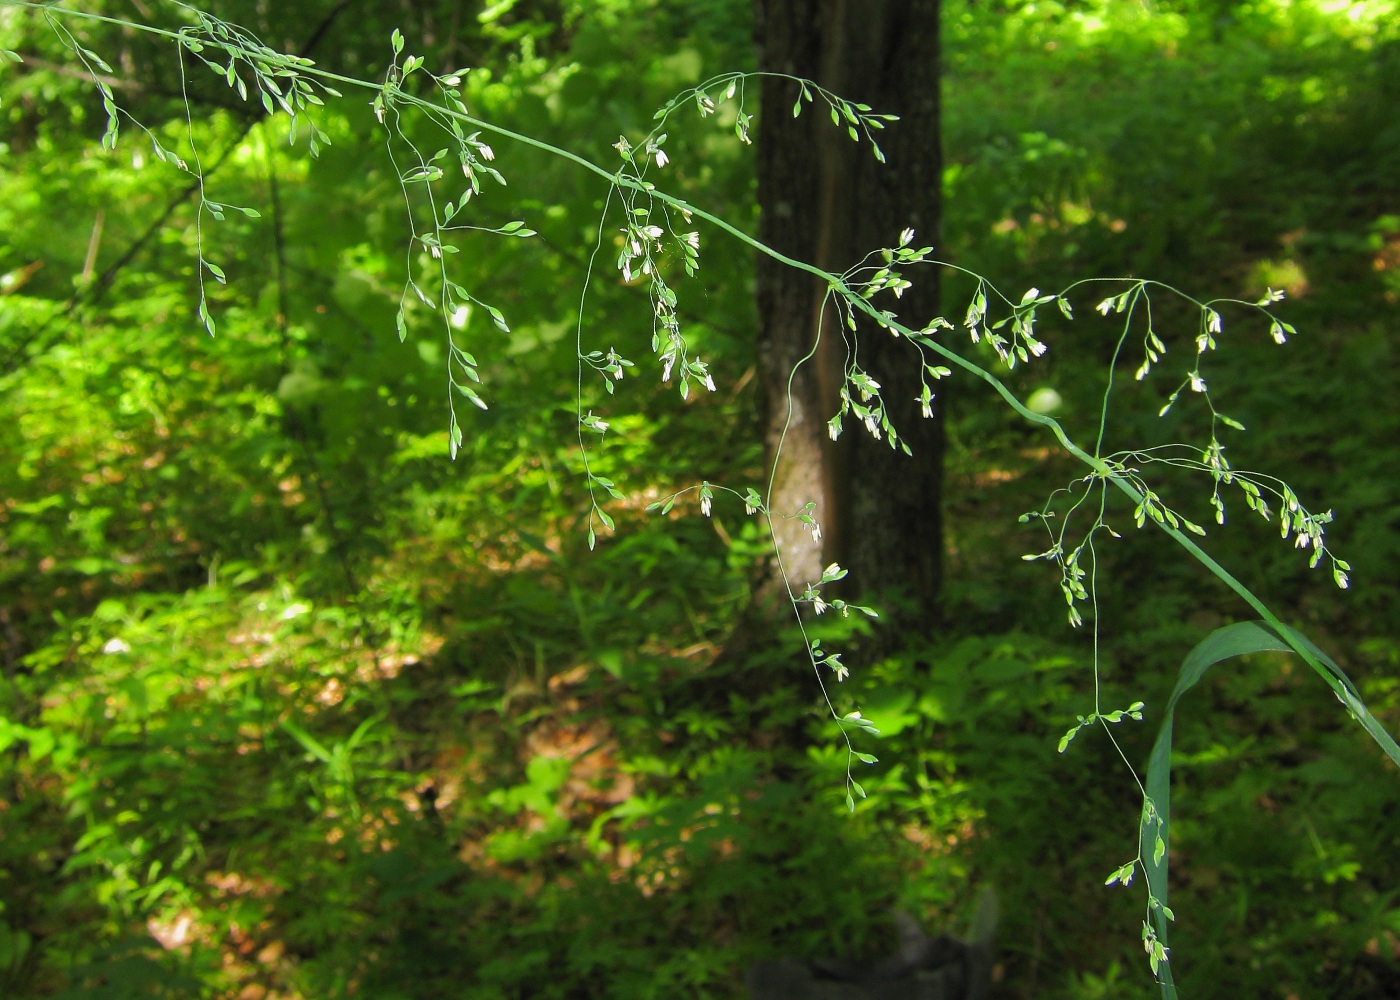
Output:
top-left (12, 0), bottom-right (1376, 733)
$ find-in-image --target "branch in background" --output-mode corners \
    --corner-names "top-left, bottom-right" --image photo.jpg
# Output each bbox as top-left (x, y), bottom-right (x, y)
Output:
top-left (0, 0), bottom-right (353, 373)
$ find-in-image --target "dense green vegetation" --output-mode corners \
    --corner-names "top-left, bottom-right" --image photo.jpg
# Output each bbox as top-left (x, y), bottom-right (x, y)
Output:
top-left (1, 0), bottom-right (1397, 997)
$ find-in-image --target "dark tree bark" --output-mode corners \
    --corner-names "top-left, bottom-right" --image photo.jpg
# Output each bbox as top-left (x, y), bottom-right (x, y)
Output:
top-left (754, 0), bottom-right (944, 634)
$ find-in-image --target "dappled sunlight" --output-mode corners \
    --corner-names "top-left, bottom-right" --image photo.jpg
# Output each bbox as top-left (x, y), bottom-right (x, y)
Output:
top-left (1247, 257), bottom-right (1310, 300)
top-left (1, 0), bottom-right (1397, 997)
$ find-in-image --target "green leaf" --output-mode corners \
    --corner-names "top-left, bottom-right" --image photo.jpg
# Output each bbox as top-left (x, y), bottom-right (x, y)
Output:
top-left (280, 720), bottom-right (332, 763)
top-left (1143, 621), bottom-right (1400, 1000)
top-left (25, 726), bottom-right (55, 762)
top-left (391, 28), bottom-right (404, 54)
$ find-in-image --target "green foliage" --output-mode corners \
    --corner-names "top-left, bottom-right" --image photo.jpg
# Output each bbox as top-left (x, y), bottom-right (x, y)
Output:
top-left (1, 0), bottom-right (1398, 998)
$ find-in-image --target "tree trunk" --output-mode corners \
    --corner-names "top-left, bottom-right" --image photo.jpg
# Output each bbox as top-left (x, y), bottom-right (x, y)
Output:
top-left (754, 0), bottom-right (944, 635)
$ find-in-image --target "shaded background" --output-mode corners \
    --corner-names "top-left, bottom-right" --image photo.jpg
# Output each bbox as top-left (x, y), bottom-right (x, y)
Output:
top-left (1, 0), bottom-right (1398, 996)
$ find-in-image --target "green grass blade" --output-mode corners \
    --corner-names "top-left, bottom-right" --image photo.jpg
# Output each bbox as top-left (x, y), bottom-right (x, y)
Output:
top-left (1144, 620), bottom-right (1400, 998)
